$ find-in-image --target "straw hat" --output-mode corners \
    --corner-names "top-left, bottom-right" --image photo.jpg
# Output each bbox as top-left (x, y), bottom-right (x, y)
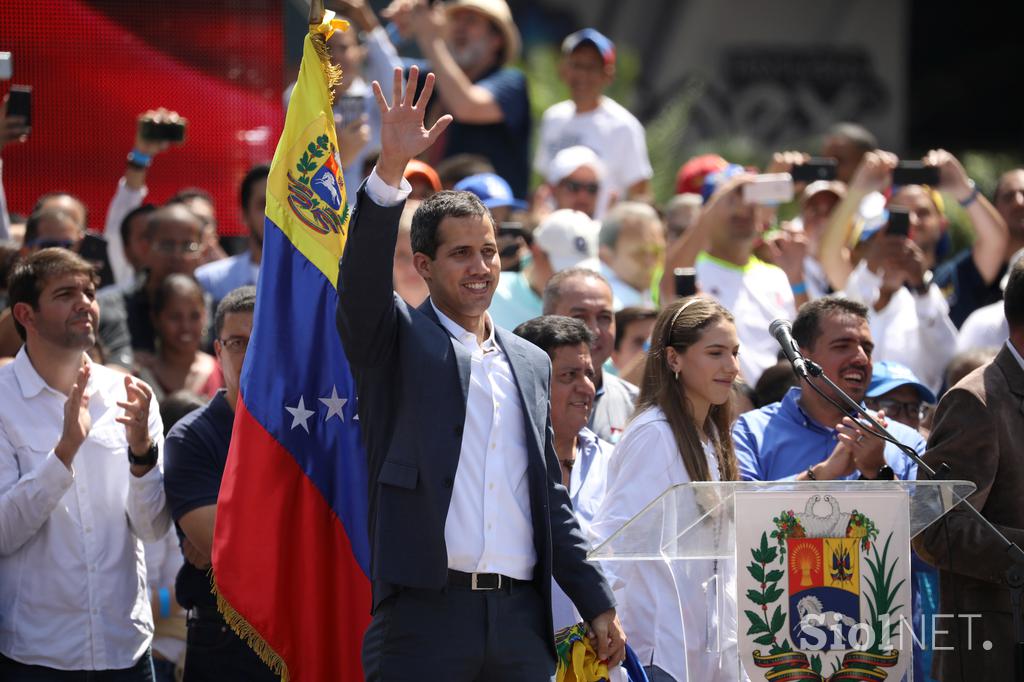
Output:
top-left (446, 0), bottom-right (521, 66)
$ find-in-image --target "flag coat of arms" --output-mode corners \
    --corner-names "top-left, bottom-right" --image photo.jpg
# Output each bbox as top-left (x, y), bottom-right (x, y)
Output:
top-left (211, 8), bottom-right (370, 681)
top-left (735, 491), bottom-right (911, 682)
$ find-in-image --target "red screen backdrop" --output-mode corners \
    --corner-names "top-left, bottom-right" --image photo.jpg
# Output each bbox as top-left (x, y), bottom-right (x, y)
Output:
top-left (0, 0), bottom-right (284, 237)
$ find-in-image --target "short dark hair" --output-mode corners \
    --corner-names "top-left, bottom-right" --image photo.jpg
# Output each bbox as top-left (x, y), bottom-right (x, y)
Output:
top-left (146, 204), bottom-right (202, 240)
top-left (513, 315), bottom-right (594, 359)
top-left (792, 296), bottom-right (868, 350)
top-left (23, 207), bottom-right (81, 247)
top-left (614, 306), bottom-right (658, 351)
top-left (240, 165), bottom-right (271, 210)
top-left (542, 267), bottom-right (611, 315)
top-left (753, 360), bottom-right (799, 407)
top-left (120, 204), bottom-right (156, 251)
top-left (826, 122), bottom-right (877, 152)
top-left (170, 187), bottom-right (215, 207)
top-left (1005, 258), bottom-right (1024, 331)
top-left (159, 390), bottom-right (206, 436)
top-left (435, 154), bottom-right (495, 190)
top-left (8, 248), bottom-right (98, 341)
top-left (152, 273), bottom-right (205, 317)
top-left (214, 285), bottom-right (257, 338)
top-left (410, 190), bottom-right (490, 259)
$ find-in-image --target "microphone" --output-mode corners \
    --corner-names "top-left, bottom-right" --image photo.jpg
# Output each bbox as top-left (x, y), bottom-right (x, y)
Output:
top-left (769, 319), bottom-right (810, 379)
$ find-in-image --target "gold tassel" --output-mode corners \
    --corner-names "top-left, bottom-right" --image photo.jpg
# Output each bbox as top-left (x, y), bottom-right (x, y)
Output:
top-left (308, 10), bottom-right (349, 106)
top-left (211, 575), bottom-right (290, 681)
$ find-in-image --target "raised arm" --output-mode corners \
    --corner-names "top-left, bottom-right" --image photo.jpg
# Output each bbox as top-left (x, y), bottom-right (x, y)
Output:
top-left (336, 67), bottom-right (451, 366)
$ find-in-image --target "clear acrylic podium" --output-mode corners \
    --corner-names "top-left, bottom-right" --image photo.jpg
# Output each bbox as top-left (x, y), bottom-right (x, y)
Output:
top-left (588, 480), bottom-right (976, 681)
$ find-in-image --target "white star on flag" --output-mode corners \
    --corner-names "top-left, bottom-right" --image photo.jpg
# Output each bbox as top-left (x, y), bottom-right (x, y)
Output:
top-left (285, 396), bottom-right (315, 433)
top-left (319, 385), bottom-right (348, 422)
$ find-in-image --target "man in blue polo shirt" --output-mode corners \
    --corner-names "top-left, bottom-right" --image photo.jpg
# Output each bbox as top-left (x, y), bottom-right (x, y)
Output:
top-left (733, 296), bottom-right (924, 483)
top-left (162, 286), bottom-right (277, 681)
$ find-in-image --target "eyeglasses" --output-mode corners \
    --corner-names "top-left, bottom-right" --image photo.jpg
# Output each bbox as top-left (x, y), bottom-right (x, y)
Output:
top-left (561, 180), bottom-right (600, 195)
top-left (153, 240), bottom-right (202, 255)
top-left (219, 336), bottom-right (249, 354)
top-left (869, 398), bottom-right (924, 422)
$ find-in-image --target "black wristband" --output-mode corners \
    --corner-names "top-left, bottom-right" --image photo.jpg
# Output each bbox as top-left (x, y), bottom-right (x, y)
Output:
top-left (128, 441), bottom-right (158, 467)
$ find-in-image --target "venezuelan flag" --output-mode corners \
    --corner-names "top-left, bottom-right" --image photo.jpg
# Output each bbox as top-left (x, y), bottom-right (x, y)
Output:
top-left (212, 8), bottom-right (370, 681)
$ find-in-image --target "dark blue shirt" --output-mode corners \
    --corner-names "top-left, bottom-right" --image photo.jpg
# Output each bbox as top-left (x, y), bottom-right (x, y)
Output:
top-left (732, 387), bottom-right (923, 482)
top-left (933, 248), bottom-right (1006, 328)
top-left (441, 66), bottom-right (531, 198)
top-left (163, 390), bottom-right (233, 609)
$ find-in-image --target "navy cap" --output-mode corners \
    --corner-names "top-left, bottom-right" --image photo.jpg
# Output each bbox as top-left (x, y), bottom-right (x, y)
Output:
top-left (867, 360), bottom-right (936, 404)
top-left (561, 28), bottom-right (616, 66)
top-left (454, 173), bottom-right (528, 211)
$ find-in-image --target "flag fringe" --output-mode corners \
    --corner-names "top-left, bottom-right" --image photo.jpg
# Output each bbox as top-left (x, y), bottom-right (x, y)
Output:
top-left (212, 575), bottom-right (290, 682)
top-left (309, 31), bottom-right (342, 105)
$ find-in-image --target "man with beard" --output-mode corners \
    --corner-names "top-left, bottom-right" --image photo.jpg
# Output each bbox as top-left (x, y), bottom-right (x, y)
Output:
top-left (383, 0), bottom-right (530, 197)
top-left (194, 164), bottom-right (269, 313)
top-left (0, 248), bottom-right (169, 677)
top-left (732, 296), bottom-right (923, 483)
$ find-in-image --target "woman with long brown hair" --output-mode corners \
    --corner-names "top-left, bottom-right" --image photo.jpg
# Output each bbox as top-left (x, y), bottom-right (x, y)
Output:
top-left (591, 296), bottom-right (742, 682)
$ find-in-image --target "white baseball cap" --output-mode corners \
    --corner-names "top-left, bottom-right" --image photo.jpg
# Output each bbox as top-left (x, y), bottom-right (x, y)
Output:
top-left (546, 145), bottom-right (606, 186)
top-left (533, 209), bottom-right (601, 273)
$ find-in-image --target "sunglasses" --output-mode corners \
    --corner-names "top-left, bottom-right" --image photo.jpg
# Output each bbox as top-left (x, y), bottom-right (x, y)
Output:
top-left (560, 180), bottom-right (600, 195)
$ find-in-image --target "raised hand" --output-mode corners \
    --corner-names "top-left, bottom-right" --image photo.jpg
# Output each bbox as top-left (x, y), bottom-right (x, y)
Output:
top-left (55, 363), bottom-right (92, 468)
top-left (0, 94), bottom-right (31, 153)
top-left (117, 375), bottom-right (155, 458)
top-left (372, 65), bottom-right (452, 187)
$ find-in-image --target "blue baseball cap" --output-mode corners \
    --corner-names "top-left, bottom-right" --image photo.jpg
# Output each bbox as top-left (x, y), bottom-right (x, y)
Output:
top-left (561, 28), bottom-right (616, 67)
top-left (867, 361), bottom-right (936, 404)
top-left (454, 173), bottom-right (528, 211)
top-left (700, 163), bottom-right (745, 203)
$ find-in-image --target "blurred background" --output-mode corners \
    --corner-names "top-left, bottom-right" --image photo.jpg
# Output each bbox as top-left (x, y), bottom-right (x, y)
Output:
top-left (1, 0), bottom-right (1020, 237)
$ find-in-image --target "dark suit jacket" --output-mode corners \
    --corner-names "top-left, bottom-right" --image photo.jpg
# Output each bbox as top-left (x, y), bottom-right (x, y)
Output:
top-left (335, 186), bottom-right (614, 648)
top-left (915, 345), bottom-right (1024, 680)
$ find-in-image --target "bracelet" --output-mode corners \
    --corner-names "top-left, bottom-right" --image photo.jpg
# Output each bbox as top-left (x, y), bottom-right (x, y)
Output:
top-left (791, 281), bottom-right (808, 296)
top-left (126, 149), bottom-right (152, 169)
top-left (958, 180), bottom-right (980, 208)
top-left (805, 465), bottom-right (817, 480)
top-left (158, 587), bottom-right (171, 618)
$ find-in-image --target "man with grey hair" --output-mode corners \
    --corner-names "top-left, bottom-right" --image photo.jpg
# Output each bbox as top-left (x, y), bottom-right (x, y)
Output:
top-left (544, 267), bottom-right (638, 443)
top-left (598, 201), bottom-right (664, 310)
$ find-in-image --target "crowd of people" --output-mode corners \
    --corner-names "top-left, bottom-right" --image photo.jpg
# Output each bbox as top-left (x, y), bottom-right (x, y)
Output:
top-left (1, 0), bottom-right (1022, 680)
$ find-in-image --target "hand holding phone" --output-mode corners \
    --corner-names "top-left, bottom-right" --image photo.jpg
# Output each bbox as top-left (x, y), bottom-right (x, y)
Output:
top-left (892, 161), bottom-right (940, 187)
top-left (885, 208), bottom-right (911, 238)
top-left (2, 87), bottom-right (32, 148)
top-left (791, 158), bottom-right (838, 183)
top-left (673, 267), bottom-right (697, 298)
top-left (742, 174), bottom-right (795, 205)
top-left (136, 108), bottom-right (187, 150)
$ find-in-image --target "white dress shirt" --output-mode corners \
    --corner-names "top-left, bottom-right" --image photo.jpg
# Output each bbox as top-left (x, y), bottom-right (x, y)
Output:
top-left (363, 169), bottom-right (537, 579)
top-left (0, 348), bottom-right (170, 670)
top-left (432, 304), bottom-right (536, 579)
top-left (591, 406), bottom-right (739, 682)
top-left (103, 176), bottom-right (147, 287)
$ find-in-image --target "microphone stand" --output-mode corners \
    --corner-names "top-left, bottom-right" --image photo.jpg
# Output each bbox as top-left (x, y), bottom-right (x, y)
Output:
top-left (802, 359), bottom-right (1024, 681)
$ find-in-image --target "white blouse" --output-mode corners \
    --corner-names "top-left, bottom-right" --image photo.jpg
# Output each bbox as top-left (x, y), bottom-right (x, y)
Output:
top-left (591, 406), bottom-right (739, 682)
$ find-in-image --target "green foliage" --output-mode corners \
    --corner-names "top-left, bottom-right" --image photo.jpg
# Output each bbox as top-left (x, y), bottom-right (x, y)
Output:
top-left (743, 532), bottom-right (789, 655)
top-left (863, 532), bottom-right (906, 653)
top-left (297, 152), bottom-right (317, 176)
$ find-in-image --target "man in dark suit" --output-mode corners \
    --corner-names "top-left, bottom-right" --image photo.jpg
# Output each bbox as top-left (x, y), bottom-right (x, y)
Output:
top-left (915, 257), bottom-right (1024, 680)
top-left (336, 67), bottom-right (625, 681)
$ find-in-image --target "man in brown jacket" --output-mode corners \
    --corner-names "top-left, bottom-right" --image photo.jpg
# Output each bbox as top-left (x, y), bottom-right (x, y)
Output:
top-left (915, 257), bottom-right (1024, 680)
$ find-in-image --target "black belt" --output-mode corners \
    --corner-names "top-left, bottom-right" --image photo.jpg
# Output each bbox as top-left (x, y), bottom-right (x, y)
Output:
top-left (186, 605), bottom-right (224, 622)
top-left (446, 569), bottom-right (528, 592)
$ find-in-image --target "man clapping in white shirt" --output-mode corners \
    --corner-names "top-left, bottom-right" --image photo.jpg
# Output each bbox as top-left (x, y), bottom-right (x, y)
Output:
top-left (0, 248), bottom-right (170, 678)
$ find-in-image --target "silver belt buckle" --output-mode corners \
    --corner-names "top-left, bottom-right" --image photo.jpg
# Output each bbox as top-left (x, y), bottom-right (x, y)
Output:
top-left (471, 573), bottom-right (500, 590)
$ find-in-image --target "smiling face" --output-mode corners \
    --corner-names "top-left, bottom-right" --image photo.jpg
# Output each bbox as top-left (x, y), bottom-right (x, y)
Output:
top-left (558, 43), bottom-right (613, 105)
top-left (803, 312), bottom-right (874, 403)
top-left (669, 318), bottom-right (740, 419)
top-left (448, 8), bottom-right (503, 71)
top-left (549, 342), bottom-right (597, 442)
top-left (554, 166), bottom-right (601, 217)
top-left (154, 288), bottom-right (206, 355)
top-left (414, 213), bottom-right (500, 330)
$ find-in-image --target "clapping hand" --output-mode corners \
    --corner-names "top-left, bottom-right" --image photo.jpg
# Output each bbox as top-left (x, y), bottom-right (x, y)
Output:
top-left (117, 375), bottom-right (155, 464)
top-left (372, 65), bottom-right (452, 187)
top-left (55, 363), bottom-right (92, 468)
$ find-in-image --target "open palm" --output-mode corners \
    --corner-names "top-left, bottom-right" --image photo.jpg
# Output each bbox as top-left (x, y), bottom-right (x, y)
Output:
top-left (374, 65), bottom-right (451, 167)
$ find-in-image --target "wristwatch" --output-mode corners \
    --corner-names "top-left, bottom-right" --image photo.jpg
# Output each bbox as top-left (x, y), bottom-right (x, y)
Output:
top-left (128, 441), bottom-right (158, 467)
top-left (860, 464), bottom-right (895, 481)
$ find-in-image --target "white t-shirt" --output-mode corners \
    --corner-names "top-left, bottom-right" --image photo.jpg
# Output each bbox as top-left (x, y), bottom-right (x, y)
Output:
top-left (591, 407), bottom-right (738, 682)
top-left (696, 253), bottom-right (797, 384)
top-left (842, 260), bottom-right (959, 395)
top-left (534, 97), bottom-right (652, 198)
top-left (956, 300), bottom-right (1008, 353)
